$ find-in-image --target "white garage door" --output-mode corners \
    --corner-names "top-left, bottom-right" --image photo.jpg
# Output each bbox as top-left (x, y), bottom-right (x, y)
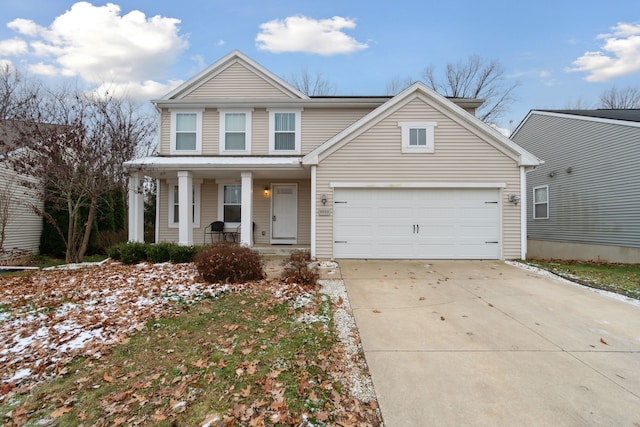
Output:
top-left (333, 188), bottom-right (500, 259)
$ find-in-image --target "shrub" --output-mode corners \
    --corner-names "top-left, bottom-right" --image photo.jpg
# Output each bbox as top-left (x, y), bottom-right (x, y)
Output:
top-left (107, 243), bottom-right (123, 261)
top-left (119, 242), bottom-right (148, 265)
top-left (195, 241), bottom-right (264, 284)
top-left (96, 230), bottom-right (128, 255)
top-left (281, 251), bottom-right (319, 287)
top-left (146, 242), bottom-right (174, 263)
top-left (168, 244), bottom-right (198, 264)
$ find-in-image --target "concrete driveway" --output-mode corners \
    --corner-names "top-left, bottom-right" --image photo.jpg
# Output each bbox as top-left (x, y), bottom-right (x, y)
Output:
top-left (340, 260), bottom-right (640, 426)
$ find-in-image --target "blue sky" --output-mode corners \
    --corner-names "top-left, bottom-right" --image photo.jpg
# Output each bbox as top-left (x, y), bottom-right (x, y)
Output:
top-left (0, 0), bottom-right (638, 132)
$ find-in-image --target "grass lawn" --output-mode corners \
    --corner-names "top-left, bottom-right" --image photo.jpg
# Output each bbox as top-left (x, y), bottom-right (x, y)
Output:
top-left (522, 259), bottom-right (640, 300)
top-left (0, 261), bottom-right (381, 426)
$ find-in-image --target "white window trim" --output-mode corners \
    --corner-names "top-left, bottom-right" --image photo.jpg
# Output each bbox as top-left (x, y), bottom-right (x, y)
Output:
top-left (268, 108), bottom-right (302, 154)
top-left (168, 179), bottom-right (202, 228)
top-left (532, 185), bottom-right (549, 219)
top-left (217, 182), bottom-right (241, 227)
top-left (219, 108), bottom-right (253, 154)
top-left (170, 109), bottom-right (203, 154)
top-left (398, 121), bottom-right (437, 153)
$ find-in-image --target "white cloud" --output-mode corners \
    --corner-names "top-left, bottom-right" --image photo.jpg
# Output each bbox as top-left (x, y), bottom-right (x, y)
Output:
top-left (568, 22), bottom-right (640, 81)
top-left (256, 15), bottom-right (368, 55)
top-left (7, 18), bottom-right (41, 36)
top-left (2, 1), bottom-right (188, 99)
top-left (0, 38), bottom-right (28, 55)
top-left (27, 62), bottom-right (59, 76)
top-left (92, 79), bottom-right (184, 100)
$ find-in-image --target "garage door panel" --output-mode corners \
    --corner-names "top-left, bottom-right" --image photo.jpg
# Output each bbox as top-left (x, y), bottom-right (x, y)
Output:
top-left (334, 188), bottom-right (500, 259)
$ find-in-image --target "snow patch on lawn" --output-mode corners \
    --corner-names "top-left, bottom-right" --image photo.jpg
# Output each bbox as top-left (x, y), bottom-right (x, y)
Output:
top-left (0, 261), bottom-right (232, 392)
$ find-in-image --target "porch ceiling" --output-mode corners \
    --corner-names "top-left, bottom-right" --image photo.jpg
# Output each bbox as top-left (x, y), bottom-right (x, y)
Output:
top-left (124, 156), bottom-right (311, 180)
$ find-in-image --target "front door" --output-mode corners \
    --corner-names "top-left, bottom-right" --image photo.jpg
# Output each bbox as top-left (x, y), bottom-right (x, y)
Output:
top-left (271, 183), bottom-right (297, 244)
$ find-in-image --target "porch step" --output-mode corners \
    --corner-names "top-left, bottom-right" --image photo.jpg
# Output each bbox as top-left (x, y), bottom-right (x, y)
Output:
top-left (252, 245), bottom-right (310, 256)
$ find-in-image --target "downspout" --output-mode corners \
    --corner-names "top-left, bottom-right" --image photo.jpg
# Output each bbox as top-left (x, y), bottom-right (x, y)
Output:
top-left (520, 166), bottom-right (527, 260)
top-left (310, 165), bottom-right (317, 259)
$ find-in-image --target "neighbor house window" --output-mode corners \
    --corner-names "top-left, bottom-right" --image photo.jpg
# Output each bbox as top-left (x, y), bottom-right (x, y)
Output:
top-left (168, 181), bottom-right (201, 227)
top-left (218, 184), bottom-right (241, 224)
top-left (533, 185), bottom-right (549, 219)
top-left (398, 121), bottom-right (437, 153)
top-left (170, 110), bottom-right (203, 153)
top-left (268, 109), bottom-right (302, 154)
top-left (219, 109), bottom-right (252, 153)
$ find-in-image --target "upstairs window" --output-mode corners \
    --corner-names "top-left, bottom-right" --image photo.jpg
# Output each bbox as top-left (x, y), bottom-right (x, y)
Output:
top-left (533, 186), bottom-right (549, 219)
top-left (398, 121), bottom-right (437, 153)
top-left (219, 109), bottom-right (252, 154)
top-left (170, 110), bottom-right (202, 154)
top-left (269, 109), bottom-right (302, 154)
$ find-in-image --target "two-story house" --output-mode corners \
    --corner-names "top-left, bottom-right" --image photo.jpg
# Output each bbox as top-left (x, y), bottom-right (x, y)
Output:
top-left (124, 50), bottom-right (539, 260)
top-left (511, 109), bottom-right (640, 263)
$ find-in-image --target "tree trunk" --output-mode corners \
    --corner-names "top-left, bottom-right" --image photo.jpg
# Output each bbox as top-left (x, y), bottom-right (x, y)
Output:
top-left (77, 196), bottom-right (97, 262)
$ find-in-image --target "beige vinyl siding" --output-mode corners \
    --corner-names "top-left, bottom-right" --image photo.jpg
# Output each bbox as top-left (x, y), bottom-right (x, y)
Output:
top-left (301, 108), bottom-right (373, 153)
top-left (202, 109), bottom-right (219, 155)
top-left (159, 109), bottom-right (171, 155)
top-left (184, 63), bottom-right (293, 100)
top-left (0, 162), bottom-right (42, 257)
top-left (251, 109), bottom-right (269, 155)
top-left (161, 107), bottom-right (375, 156)
top-left (314, 97), bottom-right (522, 259)
top-left (157, 179), bottom-right (311, 246)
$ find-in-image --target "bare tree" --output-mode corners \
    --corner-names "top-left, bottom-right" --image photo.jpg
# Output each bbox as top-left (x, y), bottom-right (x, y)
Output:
top-left (5, 85), bottom-right (155, 263)
top-left (385, 75), bottom-right (415, 95)
top-left (0, 64), bottom-right (40, 120)
top-left (422, 55), bottom-right (520, 123)
top-left (598, 86), bottom-right (640, 109)
top-left (0, 174), bottom-right (15, 250)
top-left (287, 69), bottom-right (336, 96)
top-left (563, 97), bottom-right (595, 110)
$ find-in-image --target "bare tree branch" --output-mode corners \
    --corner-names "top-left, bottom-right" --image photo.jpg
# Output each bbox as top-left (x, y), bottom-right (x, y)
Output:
top-left (422, 55), bottom-right (520, 123)
top-left (598, 86), bottom-right (640, 109)
top-left (287, 69), bottom-right (336, 96)
top-left (2, 76), bottom-right (155, 262)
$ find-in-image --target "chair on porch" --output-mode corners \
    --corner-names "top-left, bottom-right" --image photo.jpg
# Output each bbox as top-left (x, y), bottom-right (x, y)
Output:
top-left (204, 221), bottom-right (225, 244)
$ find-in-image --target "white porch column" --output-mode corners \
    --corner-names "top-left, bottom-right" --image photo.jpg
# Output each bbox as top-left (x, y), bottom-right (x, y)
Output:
top-left (127, 172), bottom-right (144, 242)
top-left (240, 171), bottom-right (253, 246)
top-left (177, 171), bottom-right (193, 246)
top-left (310, 165), bottom-right (317, 259)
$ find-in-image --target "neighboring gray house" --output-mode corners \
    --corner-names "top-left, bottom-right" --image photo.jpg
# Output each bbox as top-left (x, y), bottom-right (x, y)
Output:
top-left (125, 51), bottom-right (540, 260)
top-left (511, 109), bottom-right (640, 263)
top-left (0, 120), bottom-right (44, 262)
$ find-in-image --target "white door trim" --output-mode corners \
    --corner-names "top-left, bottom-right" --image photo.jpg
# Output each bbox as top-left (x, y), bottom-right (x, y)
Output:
top-left (271, 183), bottom-right (298, 244)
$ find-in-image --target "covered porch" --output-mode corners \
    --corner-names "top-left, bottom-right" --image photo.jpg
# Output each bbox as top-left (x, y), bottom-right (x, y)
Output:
top-left (125, 156), bottom-right (315, 252)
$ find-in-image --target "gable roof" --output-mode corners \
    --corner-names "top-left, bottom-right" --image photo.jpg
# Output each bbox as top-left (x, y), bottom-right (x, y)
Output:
top-left (538, 109), bottom-right (640, 122)
top-left (160, 50), bottom-right (309, 101)
top-left (511, 109), bottom-right (640, 137)
top-left (303, 82), bottom-right (540, 167)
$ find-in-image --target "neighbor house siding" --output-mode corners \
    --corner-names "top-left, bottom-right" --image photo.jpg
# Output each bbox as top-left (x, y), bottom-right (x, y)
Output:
top-left (183, 63), bottom-right (294, 100)
top-left (0, 161), bottom-right (42, 257)
top-left (314, 97), bottom-right (521, 259)
top-left (512, 113), bottom-right (640, 249)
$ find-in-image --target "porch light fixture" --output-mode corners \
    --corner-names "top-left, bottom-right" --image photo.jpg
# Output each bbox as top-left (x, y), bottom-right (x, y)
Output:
top-left (264, 187), bottom-right (270, 196)
top-left (508, 194), bottom-right (520, 205)
top-left (320, 194), bottom-right (328, 205)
